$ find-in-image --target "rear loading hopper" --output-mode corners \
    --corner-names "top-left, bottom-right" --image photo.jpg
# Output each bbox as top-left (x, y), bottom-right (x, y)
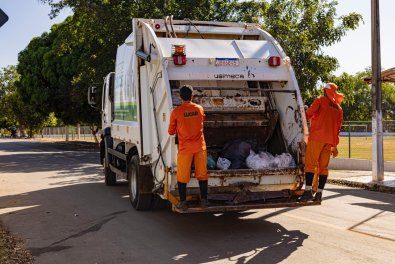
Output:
top-left (168, 80), bottom-right (319, 213)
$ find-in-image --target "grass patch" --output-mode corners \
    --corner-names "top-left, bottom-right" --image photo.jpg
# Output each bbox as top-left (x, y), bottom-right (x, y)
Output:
top-left (0, 223), bottom-right (33, 264)
top-left (337, 136), bottom-right (395, 161)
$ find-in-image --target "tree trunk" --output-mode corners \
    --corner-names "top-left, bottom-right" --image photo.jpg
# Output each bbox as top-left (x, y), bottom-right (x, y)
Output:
top-left (90, 125), bottom-right (99, 144)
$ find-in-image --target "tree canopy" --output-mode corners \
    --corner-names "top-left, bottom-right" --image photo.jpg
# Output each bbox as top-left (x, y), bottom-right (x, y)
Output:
top-left (239, 0), bottom-right (363, 99)
top-left (328, 69), bottom-right (395, 121)
top-left (0, 65), bottom-right (51, 136)
top-left (16, 0), bottom-right (364, 125)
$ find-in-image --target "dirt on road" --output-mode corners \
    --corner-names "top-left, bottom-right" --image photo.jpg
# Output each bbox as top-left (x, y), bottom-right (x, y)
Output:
top-left (0, 222), bottom-right (33, 264)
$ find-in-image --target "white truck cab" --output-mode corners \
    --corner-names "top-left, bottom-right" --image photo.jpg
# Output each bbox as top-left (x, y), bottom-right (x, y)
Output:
top-left (93, 18), bottom-right (318, 213)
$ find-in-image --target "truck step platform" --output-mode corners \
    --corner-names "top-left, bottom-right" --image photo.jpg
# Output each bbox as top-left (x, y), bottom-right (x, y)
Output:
top-left (172, 199), bottom-right (321, 213)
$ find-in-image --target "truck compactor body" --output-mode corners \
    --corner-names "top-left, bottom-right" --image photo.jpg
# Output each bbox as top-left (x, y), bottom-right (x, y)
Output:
top-left (95, 18), bottom-right (319, 213)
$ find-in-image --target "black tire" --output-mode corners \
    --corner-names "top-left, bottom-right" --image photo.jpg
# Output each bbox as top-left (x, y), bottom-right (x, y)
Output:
top-left (100, 139), bottom-right (105, 165)
top-left (151, 194), bottom-right (171, 210)
top-left (104, 137), bottom-right (116, 186)
top-left (128, 155), bottom-right (153, 210)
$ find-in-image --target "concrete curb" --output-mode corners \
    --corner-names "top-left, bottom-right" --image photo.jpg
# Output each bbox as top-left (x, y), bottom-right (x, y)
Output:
top-left (32, 139), bottom-right (100, 152)
top-left (329, 158), bottom-right (395, 172)
top-left (329, 178), bottom-right (395, 194)
top-left (53, 141), bottom-right (99, 151)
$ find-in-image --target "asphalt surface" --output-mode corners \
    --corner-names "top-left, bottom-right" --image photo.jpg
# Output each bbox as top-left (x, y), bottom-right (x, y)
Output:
top-left (0, 139), bottom-right (394, 264)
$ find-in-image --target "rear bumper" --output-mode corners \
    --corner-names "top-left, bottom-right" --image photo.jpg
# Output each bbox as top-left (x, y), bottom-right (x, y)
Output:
top-left (173, 198), bottom-right (320, 213)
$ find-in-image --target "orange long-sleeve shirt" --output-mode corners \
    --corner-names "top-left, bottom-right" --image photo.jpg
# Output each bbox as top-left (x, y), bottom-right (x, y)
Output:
top-left (306, 96), bottom-right (343, 146)
top-left (168, 101), bottom-right (206, 154)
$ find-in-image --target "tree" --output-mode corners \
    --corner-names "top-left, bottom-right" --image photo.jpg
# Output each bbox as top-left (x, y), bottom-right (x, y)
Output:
top-left (233, 0), bottom-right (363, 101)
top-left (26, 0), bottom-right (241, 126)
top-left (29, 0), bottom-right (362, 125)
top-left (0, 65), bottom-right (49, 137)
top-left (17, 20), bottom-right (100, 126)
top-left (0, 66), bottom-right (18, 129)
top-left (39, 0), bottom-right (362, 101)
top-left (382, 82), bottom-right (395, 120)
top-left (330, 71), bottom-right (372, 121)
top-left (329, 68), bottom-right (395, 121)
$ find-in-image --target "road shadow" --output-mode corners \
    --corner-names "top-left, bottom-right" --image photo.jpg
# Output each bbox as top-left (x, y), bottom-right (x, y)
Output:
top-left (0, 180), bottom-right (308, 263)
top-left (0, 141), bottom-right (102, 181)
top-left (148, 211), bottom-right (308, 263)
top-left (3, 140), bottom-right (394, 262)
top-left (2, 182), bottom-right (394, 263)
top-left (327, 187), bottom-right (395, 213)
top-left (0, 139), bottom-right (98, 153)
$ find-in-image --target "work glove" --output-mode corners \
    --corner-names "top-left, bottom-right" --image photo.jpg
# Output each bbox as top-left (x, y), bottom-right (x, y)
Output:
top-left (331, 147), bottom-right (338, 158)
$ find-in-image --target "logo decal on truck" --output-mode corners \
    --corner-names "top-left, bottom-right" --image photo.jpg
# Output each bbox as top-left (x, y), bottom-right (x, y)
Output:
top-left (214, 74), bottom-right (245, 79)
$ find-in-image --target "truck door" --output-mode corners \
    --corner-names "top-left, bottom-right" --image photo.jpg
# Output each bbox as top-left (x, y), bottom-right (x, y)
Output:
top-left (102, 73), bottom-right (115, 129)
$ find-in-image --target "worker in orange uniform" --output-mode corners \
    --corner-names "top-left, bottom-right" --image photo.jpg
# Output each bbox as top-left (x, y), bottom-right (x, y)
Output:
top-left (168, 85), bottom-right (208, 211)
top-left (300, 83), bottom-right (345, 202)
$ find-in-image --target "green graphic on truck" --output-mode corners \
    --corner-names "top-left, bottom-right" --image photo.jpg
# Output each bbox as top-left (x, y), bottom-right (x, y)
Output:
top-left (114, 44), bottom-right (137, 121)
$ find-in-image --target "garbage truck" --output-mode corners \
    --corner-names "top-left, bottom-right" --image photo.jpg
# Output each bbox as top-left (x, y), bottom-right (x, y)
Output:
top-left (89, 17), bottom-right (320, 213)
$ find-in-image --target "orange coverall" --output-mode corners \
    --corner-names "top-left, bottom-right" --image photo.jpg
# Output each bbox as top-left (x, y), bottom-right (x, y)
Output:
top-left (168, 101), bottom-right (207, 183)
top-left (305, 95), bottom-right (343, 176)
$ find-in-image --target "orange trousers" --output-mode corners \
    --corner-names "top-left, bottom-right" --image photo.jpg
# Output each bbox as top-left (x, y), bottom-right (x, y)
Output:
top-left (177, 150), bottom-right (208, 183)
top-left (304, 140), bottom-right (331, 176)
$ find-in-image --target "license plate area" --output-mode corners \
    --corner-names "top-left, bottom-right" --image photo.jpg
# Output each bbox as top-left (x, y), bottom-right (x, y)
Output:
top-left (215, 58), bottom-right (239, 67)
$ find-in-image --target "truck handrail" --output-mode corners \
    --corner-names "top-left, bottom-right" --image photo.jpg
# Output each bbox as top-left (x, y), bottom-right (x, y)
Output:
top-left (149, 71), bottom-right (167, 186)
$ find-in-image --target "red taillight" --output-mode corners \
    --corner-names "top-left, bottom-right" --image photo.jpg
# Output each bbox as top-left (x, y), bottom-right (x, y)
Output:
top-left (172, 45), bottom-right (187, 65)
top-left (268, 56), bottom-right (281, 67)
top-left (155, 23), bottom-right (161, 29)
top-left (173, 55), bottom-right (187, 65)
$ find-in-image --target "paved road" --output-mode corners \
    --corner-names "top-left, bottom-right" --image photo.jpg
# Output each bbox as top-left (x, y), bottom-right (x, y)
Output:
top-left (1, 139), bottom-right (394, 264)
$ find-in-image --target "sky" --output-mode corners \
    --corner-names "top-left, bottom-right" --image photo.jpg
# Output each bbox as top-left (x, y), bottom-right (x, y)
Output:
top-left (0, 1), bottom-right (71, 69)
top-left (0, 0), bottom-right (395, 76)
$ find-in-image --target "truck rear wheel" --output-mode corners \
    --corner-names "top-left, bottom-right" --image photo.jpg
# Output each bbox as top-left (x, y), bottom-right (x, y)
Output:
top-left (128, 155), bottom-right (153, 210)
top-left (104, 137), bottom-right (116, 186)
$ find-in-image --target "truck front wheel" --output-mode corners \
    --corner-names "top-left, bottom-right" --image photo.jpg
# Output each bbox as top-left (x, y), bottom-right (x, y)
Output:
top-left (128, 155), bottom-right (153, 210)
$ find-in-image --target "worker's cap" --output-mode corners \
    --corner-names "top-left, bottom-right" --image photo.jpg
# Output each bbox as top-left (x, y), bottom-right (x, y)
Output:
top-left (323, 82), bottom-right (345, 104)
top-left (323, 82), bottom-right (338, 90)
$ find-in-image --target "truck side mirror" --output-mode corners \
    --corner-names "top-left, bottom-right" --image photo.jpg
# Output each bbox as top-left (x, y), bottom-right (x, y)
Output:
top-left (88, 86), bottom-right (97, 107)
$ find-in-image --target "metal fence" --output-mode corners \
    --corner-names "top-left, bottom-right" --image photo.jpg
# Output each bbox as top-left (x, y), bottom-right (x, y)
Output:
top-left (39, 126), bottom-right (97, 141)
top-left (39, 121), bottom-right (395, 161)
top-left (338, 120), bottom-right (395, 161)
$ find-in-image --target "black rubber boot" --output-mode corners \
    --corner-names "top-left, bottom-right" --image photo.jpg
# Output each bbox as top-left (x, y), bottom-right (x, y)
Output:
top-left (199, 180), bottom-right (209, 207)
top-left (176, 182), bottom-right (188, 211)
top-left (176, 200), bottom-right (188, 211)
top-left (313, 175), bottom-right (327, 202)
top-left (299, 172), bottom-right (314, 202)
top-left (313, 192), bottom-right (323, 202)
top-left (198, 180), bottom-right (208, 199)
top-left (305, 172), bottom-right (314, 186)
top-left (299, 190), bottom-right (313, 202)
top-left (318, 175), bottom-right (328, 190)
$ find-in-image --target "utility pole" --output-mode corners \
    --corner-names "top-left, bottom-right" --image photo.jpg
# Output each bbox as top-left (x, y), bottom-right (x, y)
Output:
top-left (371, 0), bottom-right (384, 181)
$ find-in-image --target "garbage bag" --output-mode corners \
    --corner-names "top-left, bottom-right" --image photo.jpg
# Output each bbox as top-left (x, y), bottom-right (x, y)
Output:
top-left (217, 157), bottom-right (231, 170)
top-left (246, 150), bottom-right (273, 169)
top-left (220, 139), bottom-right (256, 169)
top-left (246, 151), bottom-right (295, 169)
top-left (258, 151), bottom-right (274, 162)
top-left (207, 154), bottom-right (217, 170)
top-left (272, 153), bottom-right (295, 168)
